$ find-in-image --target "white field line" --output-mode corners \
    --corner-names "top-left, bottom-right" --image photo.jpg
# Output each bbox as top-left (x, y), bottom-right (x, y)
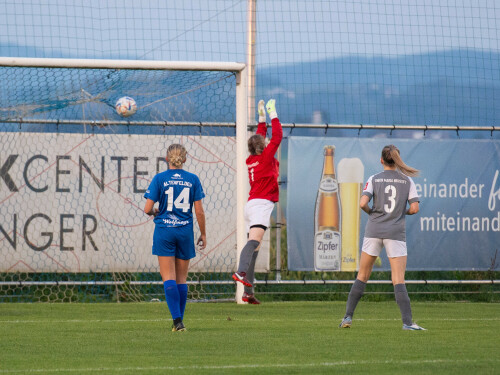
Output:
top-left (0, 317), bottom-right (499, 324)
top-left (0, 359), bottom-right (499, 374)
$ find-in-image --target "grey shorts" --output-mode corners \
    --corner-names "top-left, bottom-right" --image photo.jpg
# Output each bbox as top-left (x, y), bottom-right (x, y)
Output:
top-left (361, 237), bottom-right (407, 258)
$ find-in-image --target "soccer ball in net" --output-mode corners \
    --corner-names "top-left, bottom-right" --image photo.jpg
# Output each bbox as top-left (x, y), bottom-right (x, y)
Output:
top-left (115, 96), bottom-right (137, 117)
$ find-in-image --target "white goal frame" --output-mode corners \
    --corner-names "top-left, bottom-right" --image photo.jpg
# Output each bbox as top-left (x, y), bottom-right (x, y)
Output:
top-left (0, 57), bottom-right (249, 280)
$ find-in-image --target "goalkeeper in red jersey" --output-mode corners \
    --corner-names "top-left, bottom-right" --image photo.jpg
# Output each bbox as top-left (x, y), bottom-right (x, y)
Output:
top-left (232, 99), bottom-right (283, 304)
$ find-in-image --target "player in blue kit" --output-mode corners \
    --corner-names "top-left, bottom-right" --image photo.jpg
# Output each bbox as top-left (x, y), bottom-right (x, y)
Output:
top-left (144, 144), bottom-right (206, 332)
top-left (339, 145), bottom-right (426, 331)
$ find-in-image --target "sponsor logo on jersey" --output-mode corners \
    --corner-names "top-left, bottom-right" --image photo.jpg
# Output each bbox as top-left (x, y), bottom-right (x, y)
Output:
top-left (163, 214), bottom-right (189, 226)
top-left (374, 178), bottom-right (407, 184)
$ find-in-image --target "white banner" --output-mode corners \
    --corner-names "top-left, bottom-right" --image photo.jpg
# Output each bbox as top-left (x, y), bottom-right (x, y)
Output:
top-left (0, 132), bottom-right (271, 273)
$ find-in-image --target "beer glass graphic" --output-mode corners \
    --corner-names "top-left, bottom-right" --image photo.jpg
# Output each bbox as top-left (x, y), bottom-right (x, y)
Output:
top-left (337, 158), bottom-right (364, 271)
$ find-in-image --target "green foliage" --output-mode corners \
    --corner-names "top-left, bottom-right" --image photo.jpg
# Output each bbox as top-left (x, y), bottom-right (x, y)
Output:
top-left (0, 224), bottom-right (498, 303)
top-left (265, 222), bottom-right (500, 302)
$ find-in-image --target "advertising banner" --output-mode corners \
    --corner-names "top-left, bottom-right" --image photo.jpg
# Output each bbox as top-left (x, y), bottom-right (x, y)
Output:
top-left (0, 132), bottom-right (267, 273)
top-left (287, 137), bottom-right (500, 271)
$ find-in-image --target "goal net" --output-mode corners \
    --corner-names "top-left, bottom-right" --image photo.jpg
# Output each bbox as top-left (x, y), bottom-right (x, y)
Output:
top-left (0, 57), bottom-right (251, 302)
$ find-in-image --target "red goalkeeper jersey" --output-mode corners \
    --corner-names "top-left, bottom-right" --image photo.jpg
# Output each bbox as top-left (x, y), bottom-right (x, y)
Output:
top-left (246, 118), bottom-right (283, 202)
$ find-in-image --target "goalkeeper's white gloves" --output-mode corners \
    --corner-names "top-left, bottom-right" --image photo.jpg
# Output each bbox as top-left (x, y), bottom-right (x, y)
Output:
top-left (266, 99), bottom-right (278, 120)
top-left (258, 99), bottom-right (266, 123)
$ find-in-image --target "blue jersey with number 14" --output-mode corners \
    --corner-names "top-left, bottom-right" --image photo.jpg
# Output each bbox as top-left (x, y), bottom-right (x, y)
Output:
top-left (144, 169), bottom-right (205, 228)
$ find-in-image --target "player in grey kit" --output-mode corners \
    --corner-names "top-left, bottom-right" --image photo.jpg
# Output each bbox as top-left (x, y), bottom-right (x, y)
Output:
top-left (339, 145), bottom-right (426, 330)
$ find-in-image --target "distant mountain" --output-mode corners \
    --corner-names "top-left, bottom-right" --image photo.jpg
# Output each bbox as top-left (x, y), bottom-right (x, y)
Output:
top-left (256, 49), bottom-right (499, 127)
top-left (1, 44), bottom-right (498, 128)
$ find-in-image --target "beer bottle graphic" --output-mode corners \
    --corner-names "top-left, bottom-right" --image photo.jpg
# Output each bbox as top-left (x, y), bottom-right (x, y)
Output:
top-left (338, 158), bottom-right (364, 271)
top-left (314, 145), bottom-right (341, 271)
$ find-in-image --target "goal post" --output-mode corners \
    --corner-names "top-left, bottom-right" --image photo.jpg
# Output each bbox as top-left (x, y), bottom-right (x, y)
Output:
top-left (0, 57), bottom-right (248, 302)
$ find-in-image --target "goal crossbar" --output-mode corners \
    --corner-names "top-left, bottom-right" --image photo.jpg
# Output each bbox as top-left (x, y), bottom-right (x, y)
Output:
top-left (0, 57), bottom-right (246, 72)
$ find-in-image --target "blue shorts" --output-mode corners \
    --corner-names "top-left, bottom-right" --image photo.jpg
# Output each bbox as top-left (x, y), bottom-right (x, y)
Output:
top-left (152, 224), bottom-right (196, 260)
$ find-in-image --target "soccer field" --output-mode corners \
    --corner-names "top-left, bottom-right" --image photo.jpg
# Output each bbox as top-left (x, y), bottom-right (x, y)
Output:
top-left (1, 301), bottom-right (498, 375)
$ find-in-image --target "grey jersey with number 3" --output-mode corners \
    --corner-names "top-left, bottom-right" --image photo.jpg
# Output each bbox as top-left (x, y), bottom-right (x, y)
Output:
top-left (362, 170), bottom-right (419, 241)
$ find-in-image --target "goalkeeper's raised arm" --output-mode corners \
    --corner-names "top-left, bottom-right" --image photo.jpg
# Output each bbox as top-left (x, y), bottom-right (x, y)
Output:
top-left (265, 99), bottom-right (283, 154)
top-left (255, 99), bottom-right (283, 149)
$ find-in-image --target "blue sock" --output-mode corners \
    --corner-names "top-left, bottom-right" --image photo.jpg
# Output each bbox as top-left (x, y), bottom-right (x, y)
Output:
top-left (177, 283), bottom-right (188, 320)
top-left (163, 280), bottom-right (181, 320)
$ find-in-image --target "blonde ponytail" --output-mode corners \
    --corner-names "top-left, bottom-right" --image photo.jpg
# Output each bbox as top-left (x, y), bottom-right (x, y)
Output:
top-left (167, 144), bottom-right (187, 168)
top-left (381, 145), bottom-right (419, 177)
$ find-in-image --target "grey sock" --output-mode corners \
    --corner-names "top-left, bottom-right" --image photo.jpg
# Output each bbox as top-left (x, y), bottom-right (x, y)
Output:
top-left (394, 283), bottom-right (413, 325)
top-left (345, 279), bottom-right (366, 318)
top-left (237, 240), bottom-right (260, 273)
top-left (244, 251), bottom-right (259, 294)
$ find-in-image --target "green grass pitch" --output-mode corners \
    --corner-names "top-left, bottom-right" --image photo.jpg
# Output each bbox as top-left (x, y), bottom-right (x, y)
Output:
top-left (1, 301), bottom-right (498, 374)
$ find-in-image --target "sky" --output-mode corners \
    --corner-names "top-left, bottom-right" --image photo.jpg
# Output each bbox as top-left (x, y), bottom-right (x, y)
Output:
top-left (1, 0), bottom-right (498, 64)
top-left (0, 0), bottom-right (498, 130)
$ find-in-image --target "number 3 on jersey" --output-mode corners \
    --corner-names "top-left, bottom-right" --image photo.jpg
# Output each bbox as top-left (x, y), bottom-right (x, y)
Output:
top-left (384, 184), bottom-right (396, 213)
top-left (165, 186), bottom-right (190, 212)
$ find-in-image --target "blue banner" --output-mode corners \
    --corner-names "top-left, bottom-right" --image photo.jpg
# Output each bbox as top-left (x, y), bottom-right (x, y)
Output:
top-left (287, 137), bottom-right (500, 271)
